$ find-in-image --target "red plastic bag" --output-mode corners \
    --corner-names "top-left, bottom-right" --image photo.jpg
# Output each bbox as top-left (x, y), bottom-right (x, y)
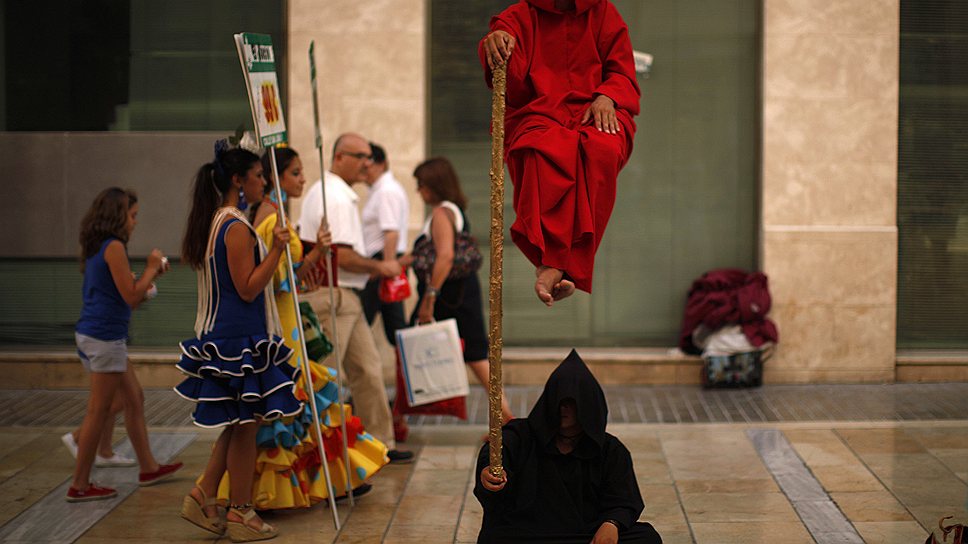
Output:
top-left (379, 268), bottom-right (411, 303)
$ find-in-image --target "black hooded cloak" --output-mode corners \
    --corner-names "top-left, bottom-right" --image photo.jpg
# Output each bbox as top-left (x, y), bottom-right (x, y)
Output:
top-left (474, 350), bottom-right (662, 543)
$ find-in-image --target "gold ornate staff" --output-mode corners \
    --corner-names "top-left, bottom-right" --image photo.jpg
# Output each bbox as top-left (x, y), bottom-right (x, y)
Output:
top-left (488, 63), bottom-right (507, 478)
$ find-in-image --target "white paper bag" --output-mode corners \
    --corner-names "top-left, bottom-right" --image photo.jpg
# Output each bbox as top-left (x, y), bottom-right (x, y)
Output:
top-left (396, 319), bottom-right (470, 407)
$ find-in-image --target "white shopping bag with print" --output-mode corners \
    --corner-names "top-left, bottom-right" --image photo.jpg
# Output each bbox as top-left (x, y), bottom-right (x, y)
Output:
top-left (396, 319), bottom-right (470, 407)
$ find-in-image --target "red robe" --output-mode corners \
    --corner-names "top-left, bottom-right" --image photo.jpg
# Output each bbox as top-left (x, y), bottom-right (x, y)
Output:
top-left (479, 0), bottom-right (640, 293)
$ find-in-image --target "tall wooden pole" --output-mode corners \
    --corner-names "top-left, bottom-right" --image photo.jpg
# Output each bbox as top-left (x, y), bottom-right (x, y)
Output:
top-left (309, 41), bottom-right (356, 506)
top-left (268, 147), bottom-right (340, 530)
top-left (487, 64), bottom-right (507, 477)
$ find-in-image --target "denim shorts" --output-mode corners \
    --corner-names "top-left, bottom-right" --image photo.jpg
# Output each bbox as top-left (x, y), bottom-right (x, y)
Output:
top-left (75, 332), bottom-right (128, 373)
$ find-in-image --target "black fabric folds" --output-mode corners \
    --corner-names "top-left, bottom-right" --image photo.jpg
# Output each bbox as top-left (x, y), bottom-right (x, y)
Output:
top-left (527, 348), bottom-right (608, 452)
top-left (474, 350), bottom-right (662, 544)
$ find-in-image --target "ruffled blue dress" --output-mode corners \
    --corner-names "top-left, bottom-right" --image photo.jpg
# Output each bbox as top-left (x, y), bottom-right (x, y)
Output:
top-left (175, 218), bottom-right (303, 428)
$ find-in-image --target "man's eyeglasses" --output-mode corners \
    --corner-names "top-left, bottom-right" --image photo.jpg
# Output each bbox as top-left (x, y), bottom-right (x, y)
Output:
top-left (340, 151), bottom-right (373, 161)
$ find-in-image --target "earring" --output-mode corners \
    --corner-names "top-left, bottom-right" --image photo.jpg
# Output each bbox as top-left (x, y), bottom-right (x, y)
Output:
top-left (237, 186), bottom-right (248, 212)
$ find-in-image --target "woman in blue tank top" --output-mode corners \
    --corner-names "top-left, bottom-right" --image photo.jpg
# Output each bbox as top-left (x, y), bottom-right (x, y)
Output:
top-left (68, 187), bottom-right (182, 502)
top-left (177, 141), bottom-right (300, 542)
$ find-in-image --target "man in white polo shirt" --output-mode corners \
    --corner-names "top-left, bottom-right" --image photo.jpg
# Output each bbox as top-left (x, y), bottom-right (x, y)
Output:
top-left (359, 142), bottom-right (410, 345)
top-left (298, 132), bottom-right (413, 464)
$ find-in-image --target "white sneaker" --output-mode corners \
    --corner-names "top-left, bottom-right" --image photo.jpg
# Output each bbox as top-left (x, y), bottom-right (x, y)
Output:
top-left (61, 432), bottom-right (79, 459)
top-left (95, 453), bottom-right (137, 467)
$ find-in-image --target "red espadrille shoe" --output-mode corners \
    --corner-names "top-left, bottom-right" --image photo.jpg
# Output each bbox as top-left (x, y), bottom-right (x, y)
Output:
top-left (139, 462), bottom-right (183, 486)
top-left (66, 483), bottom-right (117, 502)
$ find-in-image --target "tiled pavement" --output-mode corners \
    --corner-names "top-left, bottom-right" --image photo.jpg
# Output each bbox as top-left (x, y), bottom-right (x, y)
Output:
top-left (2, 382), bottom-right (967, 427)
top-left (0, 384), bottom-right (966, 543)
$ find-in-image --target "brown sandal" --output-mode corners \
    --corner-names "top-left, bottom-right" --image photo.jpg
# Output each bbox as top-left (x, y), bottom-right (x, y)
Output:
top-left (180, 487), bottom-right (225, 535)
top-left (226, 506), bottom-right (277, 542)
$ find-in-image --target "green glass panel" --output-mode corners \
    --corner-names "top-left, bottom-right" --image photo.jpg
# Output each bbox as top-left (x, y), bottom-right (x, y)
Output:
top-left (1, 0), bottom-right (284, 131)
top-left (897, 0), bottom-right (968, 349)
top-left (0, 259), bottom-right (196, 348)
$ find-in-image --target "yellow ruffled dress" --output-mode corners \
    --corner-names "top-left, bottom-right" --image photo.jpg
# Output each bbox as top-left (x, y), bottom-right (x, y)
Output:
top-left (215, 207), bottom-right (388, 509)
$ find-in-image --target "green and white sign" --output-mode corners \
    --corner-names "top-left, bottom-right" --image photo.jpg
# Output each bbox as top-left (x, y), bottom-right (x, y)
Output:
top-left (234, 33), bottom-right (287, 147)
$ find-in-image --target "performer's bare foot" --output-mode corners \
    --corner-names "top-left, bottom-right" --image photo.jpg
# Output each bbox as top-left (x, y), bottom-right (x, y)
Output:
top-left (535, 266), bottom-right (576, 307)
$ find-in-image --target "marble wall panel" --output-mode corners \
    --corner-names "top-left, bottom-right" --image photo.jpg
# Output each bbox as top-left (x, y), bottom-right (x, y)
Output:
top-left (764, 33), bottom-right (898, 102)
top-left (762, 160), bottom-right (896, 227)
top-left (763, 97), bottom-right (898, 171)
top-left (762, 0), bottom-right (899, 382)
top-left (766, 303), bottom-right (840, 371)
top-left (763, 229), bottom-right (896, 380)
top-left (289, 0), bottom-right (423, 35)
top-left (830, 305), bottom-right (896, 372)
top-left (286, 0), bottom-right (427, 228)
top-left (762, 304), bottom-right (898, 382)
top-left (763, 230), bottom-right (897, 307)
top-left (765, 0), bottom-right (899, 36)
top-left (762, 225), bottom-right (897, 380)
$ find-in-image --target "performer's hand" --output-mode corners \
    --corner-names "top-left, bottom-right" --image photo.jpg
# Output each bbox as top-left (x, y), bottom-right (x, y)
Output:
top-left (315, 225), bottom-right (332, 255)
top-left (590, 522), bottom-right (619, 544)
top-left (147, 249), bottom-right (165, 275)
top-left (147, 249), bottom-right (164, 276)
top-left (484, 30), bottom-right (515, 69)
top-left (271, 225), bottom-right (290, 250)
top-left (480, 466), bottom-right (507, 492)
top-left (416, 296), bottom-right (435, 325)
top-left (301, 271), bottom-right (320, 292)
top-left (304, 265), bottom-right (324, 291)
top-left (398, 253), bottom-right (414, 268)
top-left (377, 259), bottom-right (402, 278)
top-left (581, 94), bottom-right (621, 134)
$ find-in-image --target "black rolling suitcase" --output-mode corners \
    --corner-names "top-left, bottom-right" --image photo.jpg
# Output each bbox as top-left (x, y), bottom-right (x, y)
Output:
top-left (701, 350), bottom-right (764, 388)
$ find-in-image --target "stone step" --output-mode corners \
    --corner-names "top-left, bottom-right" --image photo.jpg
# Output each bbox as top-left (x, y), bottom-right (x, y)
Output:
top-left (0, 347), bottom-right (703, 389)
top-left (5, 348), bottom-right (965, 389)
top-left (896, 350), bottom-right (968, 382)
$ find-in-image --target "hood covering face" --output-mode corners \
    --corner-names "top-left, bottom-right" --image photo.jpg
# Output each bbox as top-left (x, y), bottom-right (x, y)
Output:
top-left (525, 0), bottom-right (601, 15)
top-left (527, 349), bottom-right (608, 451)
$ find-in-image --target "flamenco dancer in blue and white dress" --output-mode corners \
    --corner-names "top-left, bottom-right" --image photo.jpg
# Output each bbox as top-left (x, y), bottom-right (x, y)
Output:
top-left (176, 142), bottom-right (302, 543)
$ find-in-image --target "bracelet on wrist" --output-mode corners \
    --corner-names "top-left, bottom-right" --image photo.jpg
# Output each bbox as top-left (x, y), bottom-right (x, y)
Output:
top-left (426, 286), bottom-right (441, 298)
top-left (604, 519), bottom-right (620, 530)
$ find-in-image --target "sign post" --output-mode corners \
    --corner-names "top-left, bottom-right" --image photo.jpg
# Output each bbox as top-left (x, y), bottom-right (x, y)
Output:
top-left (234, 32), bottom-right (341, 529)
top-left (308, 40), bottom-right (356, 506)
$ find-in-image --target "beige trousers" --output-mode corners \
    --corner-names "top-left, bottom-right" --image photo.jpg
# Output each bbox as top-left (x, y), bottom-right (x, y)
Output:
top-left (301, 286), bottom-right (395, 450)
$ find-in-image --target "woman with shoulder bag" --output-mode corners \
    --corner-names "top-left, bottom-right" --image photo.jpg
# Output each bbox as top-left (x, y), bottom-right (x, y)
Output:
top-left (403, 157), bottom-right (512, 423)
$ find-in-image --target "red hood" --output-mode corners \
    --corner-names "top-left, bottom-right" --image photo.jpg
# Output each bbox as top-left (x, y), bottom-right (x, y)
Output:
top-left (525, 0), bottom-right (601, 15)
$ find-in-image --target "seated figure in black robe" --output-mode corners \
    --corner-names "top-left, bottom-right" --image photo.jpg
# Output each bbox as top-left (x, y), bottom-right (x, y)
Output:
top-left (475, 349), bottom-right (662, 544)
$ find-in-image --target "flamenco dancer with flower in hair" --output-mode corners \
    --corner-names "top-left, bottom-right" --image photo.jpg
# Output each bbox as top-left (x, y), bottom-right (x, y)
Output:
top-left (176, 140), bottom-right (302, 542)
top-left (212, 145), bottom-right (388, 510)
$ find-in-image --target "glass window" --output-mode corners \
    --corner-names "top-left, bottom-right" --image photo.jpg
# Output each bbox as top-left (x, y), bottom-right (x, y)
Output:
top-left (1, 0), bottom-right (284, 131)
top-left (897, 0), bottom-right (968, 349)
top-left (0, 259), bottom-right (195, 347)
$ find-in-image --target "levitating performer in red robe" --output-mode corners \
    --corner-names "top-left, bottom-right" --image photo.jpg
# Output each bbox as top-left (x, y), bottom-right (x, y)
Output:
top-left (480, 0), bottom-right (640, 307)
